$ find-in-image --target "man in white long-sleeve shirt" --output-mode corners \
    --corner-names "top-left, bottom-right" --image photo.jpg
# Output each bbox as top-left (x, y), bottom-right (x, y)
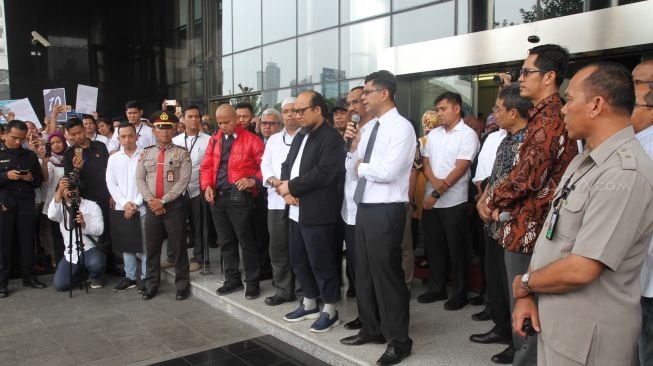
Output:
top-left (106, 123), bottom-right (147, 292)
top-left (49, 178), bottom-right (105, 291)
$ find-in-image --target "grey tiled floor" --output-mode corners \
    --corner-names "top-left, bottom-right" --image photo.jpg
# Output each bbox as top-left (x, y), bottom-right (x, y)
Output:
top-left (0, 276), bottom-right (263, 366)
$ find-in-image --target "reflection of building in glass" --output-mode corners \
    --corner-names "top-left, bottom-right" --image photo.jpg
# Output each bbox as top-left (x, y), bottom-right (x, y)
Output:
top-left (0, 2), bottom-right (10, 100)
top-left (261, 62), bottom-right (280, 107)
top-left (320, 68), bottom-right (345, 99)
top-left (290, 76), bottom-right (315, 96)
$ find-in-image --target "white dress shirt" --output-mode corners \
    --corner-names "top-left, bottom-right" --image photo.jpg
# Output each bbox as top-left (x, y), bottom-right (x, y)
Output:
top-left (261, 128), bottom-right (297, 210)
top-left (342, 121), bottom-right (374, 224)
top-left (106, 148), bottom-right (145, 216)
top-left (105, 133), bottom-right (120, 153)
top-left (172, 132), bottom-right (211, 198)
top-left (288, 133), bottom-right (309, 222)
top-left (354, 108), bottom-right (416, 204)
top-left (92, 133), bottom-right (109, 146)
top-left (48, 199), bottom-right (104, 264)
top-left (473, 129), bottom-right (507, 183)
top-left (637, 124), bottom-right (653, 297)
top-left (111, 122), bottom-right (156, 150)
top-left (423, 119), bottom-right (480, 208)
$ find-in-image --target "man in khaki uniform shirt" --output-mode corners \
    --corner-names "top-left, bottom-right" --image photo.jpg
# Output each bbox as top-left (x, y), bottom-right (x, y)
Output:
top-left (136, 111), bottom-right (192, 301)
top-left (511, 62), bottom-right (653, 365)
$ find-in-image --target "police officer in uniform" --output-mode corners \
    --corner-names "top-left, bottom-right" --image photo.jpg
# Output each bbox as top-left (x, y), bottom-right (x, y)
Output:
top-left (0, 120), bottom-right (47, 298)
top-left (136, 111), bottom-right (192, 301)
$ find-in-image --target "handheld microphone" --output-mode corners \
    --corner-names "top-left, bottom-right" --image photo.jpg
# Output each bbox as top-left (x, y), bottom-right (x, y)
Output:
top-left (344, 114), bottom-right (360, 152)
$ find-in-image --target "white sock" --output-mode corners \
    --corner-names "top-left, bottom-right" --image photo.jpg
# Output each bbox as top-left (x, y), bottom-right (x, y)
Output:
top-left (303, 297), bottom-right (316, 310)
top-left (323, 303), bottom-right (336, 318)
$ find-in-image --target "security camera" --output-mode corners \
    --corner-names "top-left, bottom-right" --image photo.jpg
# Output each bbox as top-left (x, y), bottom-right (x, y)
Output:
top-left (31, 31), bottom-right (51, 47)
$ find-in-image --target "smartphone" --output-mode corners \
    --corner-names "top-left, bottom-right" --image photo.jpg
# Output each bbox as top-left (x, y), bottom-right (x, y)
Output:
top-left (74, 147), bottom-right (83, 161)
top-left (45, 142), bottom-right (52, 157)
top-left (165, 99), bottom-right (177, 107)
top-left (175, 106), bottom-right (182, 115)
top-left (18, 169), bottom-right (30, 175)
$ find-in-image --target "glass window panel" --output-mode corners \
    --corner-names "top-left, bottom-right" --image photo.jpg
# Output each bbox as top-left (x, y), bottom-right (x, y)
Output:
top-left (233, 49), bottom-right (261, 93)
top-left (493, 0), bottom-right (536, 28)
top-left (320, 82), bottom-right (340, 106)
top-left (341, 0), bottom-right (390, 23)
top-left (179, 0), bottom-right (188, 27)
top-left (263, 0), bottom-right (296, 44)
top-left (233, 0), bottom-right (261, 51)
top-left (339, 79), bottom-right (365, 98)
top-left (392, 0), bottom-right (435, 11)
top-left (532, 0), bottom-right (583, 22)
top-left (414, 74), bottom-right (474, 125)
top-left (457, 0), bottom-right (469, 35)
top-left (393, 3), bottom-right (454, 47)
top-left (262, 39), bottom-right (296, 89)
top-left (340, 17), bottom-right (390, 79)
top-left (194, 0), bottom-right (202, 20)
top-left (222, 0), bottom-right (232, 54)
top-left (261, 88), bottom-right (293, 111)
top-left (297, 29), bottom-right (338, 86)
top-left (221, 55), bottom-right (233, 95)
top-left (298, 0), bottom-right (338, 34)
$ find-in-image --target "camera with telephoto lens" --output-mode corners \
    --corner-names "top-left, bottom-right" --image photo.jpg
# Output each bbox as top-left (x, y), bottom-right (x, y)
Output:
top-left (493, 70), bottom-right (520, 86)
top-left (66, 171), bottom-right (82, 210)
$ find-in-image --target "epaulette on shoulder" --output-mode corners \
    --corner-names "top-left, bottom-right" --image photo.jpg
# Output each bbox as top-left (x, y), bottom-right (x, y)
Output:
top-left (617, 147), bottom-right (636, 170)
top-left (144, 145), bottom-right (157, 150)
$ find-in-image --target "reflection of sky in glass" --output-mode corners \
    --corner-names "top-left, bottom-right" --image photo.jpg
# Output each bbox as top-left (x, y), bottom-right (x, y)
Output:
top-left (222, 0), bottom-right (232, 54)
top-left (298, 0), bottom-right (338, 34)
top-left (494, 0), bottom-right (536, 27)
top-left (298, 29), bottom-right (338, 85)
top-left (393, 0), bottom-right (434, 11)
top-left (392, 2), bottom-right (454, 47)
top-left (341, 17), bottom-right (390, 79)
top-left (457, 0), bottom-right (469, 35)
top-left (339, 79), bottom-right (365, 97)
top-left (262, 39), bottom-right (296, 89)
top-left (233, 48), bottom-right (261, 92)
top-left (341, 0), bottom-right (390, 23)
top-left (233, 0), bottom-right (261, 51)
top-left (263, 0), bottom-right (296, 43)
top-left (221, 56), bottom-right (233, 95)
top-left (261, 88), bottom-right (292, 111)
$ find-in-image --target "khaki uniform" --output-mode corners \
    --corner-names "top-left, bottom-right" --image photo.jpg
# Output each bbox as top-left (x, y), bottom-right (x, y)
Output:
top-left (136, 144), bottom-right (192, 291)
top-left (531, 127), bottom-right (653, 365)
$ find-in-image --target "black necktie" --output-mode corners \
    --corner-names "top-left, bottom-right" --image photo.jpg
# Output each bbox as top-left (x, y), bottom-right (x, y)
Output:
top-left (353, 121), bottom-right (380, 204)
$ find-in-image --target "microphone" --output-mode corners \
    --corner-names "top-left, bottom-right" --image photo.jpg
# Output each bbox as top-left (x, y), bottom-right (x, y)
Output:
top-left (498, 212), bottom-right (512, 222)
top-left (344, 114), bottom-right (360, 152)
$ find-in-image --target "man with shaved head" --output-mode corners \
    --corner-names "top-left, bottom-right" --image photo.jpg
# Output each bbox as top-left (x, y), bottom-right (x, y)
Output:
top-left (200, 104), bottom-right (265, 300)
top-left (633, 59), bottom-right (653, 365)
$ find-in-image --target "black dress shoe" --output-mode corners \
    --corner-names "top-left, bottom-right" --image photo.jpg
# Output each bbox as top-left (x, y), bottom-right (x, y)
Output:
top-left (469, 329), bottom-right (511, 344)
top-left (264, 295), bottom-right (295, 306)
top-left (0, 288), bottom-right (8, 298)
top-left (416, 291), bottom-right (447, 304)
top-left (176, 287), bottom-right (190, 300)
top-left (216, 282), bottom-right (243, 296)
top-left (471, 308), bottom-right (492, 321)
top-left (376, 345), bottom-right (411, 366)
top-left (344, 318), bottom-right (363, 330)
top-left (469, 294), bottom-right (485, 305)
top-left (245, 285), bottom-right (260, 300)
top-left (340, 334), bottom-right (386, 346)
top-left (23, 279), bottom-right (47, 289)
top-left (491, 345), bottom-right (515, 364)
top-left (444, 296), bottom-right (468, 310)
top-left (142, 287), bottom-right (157, 300)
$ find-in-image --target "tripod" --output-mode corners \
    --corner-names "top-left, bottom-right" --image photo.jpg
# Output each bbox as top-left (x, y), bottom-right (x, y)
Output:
top-left (63, 196), bottom-right (88, 298)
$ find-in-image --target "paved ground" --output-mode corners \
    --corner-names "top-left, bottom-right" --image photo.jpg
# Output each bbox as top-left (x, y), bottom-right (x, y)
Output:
top-left (0, 275), bottom-right (265, 366)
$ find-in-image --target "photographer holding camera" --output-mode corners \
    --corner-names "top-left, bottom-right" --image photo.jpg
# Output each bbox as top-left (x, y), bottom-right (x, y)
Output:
top-left (48, 176), bottom-right (105, 291)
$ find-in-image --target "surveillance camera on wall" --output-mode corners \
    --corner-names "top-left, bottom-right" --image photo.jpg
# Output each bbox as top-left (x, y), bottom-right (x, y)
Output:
top-left (31, 31), bottom-right (51, 47)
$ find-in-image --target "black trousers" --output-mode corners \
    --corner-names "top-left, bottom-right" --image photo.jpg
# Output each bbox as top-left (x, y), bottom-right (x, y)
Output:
top-left (422, 202), bottom-right (470, 299)
top-left (356, 203), bottom-right (412, 352)
top-left (253, 193), bottom-right (271, 275)
top-left (144, 197), bottom-right (190, 291)
top-left (0, 198), bottom-right (36, 287)
top-left (288, 220), bottom-right (340, 304)
top-left (484, 232), bottom-right (510, 336)
top-left (209, 192), bottom-right (259, 286)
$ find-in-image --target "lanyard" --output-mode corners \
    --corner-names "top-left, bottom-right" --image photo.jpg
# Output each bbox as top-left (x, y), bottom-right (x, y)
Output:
top-left (546, 161), bottom-right (595, 240)
top-left (184, 133), bottom-right (199, 153)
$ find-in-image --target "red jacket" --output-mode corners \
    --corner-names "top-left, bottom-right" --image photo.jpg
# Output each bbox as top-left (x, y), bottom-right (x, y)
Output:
top-left (200, 126), bottom-right (264, 196)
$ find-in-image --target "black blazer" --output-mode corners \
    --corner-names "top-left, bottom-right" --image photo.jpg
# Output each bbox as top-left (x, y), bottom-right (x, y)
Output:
top-left (281, 122), bottom-right (345, 225)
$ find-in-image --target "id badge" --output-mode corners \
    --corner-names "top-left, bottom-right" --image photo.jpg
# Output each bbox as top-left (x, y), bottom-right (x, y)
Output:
top-left (167, 170), bottom-right (174, 182)
top-left (546, 210), bottom-right (559, 240)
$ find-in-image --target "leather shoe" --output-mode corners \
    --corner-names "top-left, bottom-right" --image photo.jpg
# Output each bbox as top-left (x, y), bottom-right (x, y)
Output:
top-left (216, 282), bottom-right (243, 296)
top-left (491, 345), bottom-right (515, 364)
top-left (141, 287), bottom-right (157, 300)
top-left (471, 308), bottom-right (492, 321)
top-left (469, 329), bottom-right (511, 344)
top-left (245, 285), bottom-right (260, 300)
top-left (176, 287), bottom-right (190, 300)
top-left (344, 317), bottom-right (363, 330)
top-left (22, 279), bottom-right (47, 289)
top-left (0, 288), bottom-right (8, 298)
top-left (376, 345), bottom-right (411, 365)
top-left (469, 294), bottom-right (485, 305)
top-left (340, 334), bottom-right (386, 346)
top-left (444, 296), bottom-right (468, 310)
top-left (264, 295), bottom-right (295, 306)
top-left (416, 291), bottom-right (447, 303)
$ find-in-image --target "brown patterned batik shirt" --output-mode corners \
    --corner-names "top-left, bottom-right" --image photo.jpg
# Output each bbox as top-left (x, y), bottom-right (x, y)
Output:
top-left (488, 93), bottom-right (578, 253)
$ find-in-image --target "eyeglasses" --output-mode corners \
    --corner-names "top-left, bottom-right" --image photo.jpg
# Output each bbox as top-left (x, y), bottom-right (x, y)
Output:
top-left (344, 99), bottom-right (362, 108)
top-left (292, 105), bottom-right (315, 115)
top-left (634, 103), bottom-right (653, 109)
top-left (362, 89), bottom-right (385, 96)
top-left (519, 68), bottom-right (549, 77)
top-left (260, 121), bottom-right (279, 126)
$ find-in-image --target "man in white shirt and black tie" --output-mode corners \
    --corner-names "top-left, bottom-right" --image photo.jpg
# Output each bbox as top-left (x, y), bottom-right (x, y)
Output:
top-left (339, 70), bottom-right (416, 366)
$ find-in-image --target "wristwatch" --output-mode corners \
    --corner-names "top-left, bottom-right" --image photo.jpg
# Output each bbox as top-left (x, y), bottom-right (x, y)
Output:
top-left (431, 190), bottom-right (441, 199)
top-left (521, 272), bottom-right (532, 292)
top-left (160, 198), bottom-right (167, 206)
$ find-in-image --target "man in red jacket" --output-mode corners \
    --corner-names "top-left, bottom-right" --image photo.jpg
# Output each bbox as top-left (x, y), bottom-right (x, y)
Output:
top-left (200, 104), bottom-right (264, 300)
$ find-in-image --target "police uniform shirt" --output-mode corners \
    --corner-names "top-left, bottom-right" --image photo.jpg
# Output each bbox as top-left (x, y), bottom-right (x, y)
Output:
top-left (530, 126), bottom-right (653, 364)
top-left (0, 144), bottom-right (42, 203)
top-left (135, 144), bottom-right (191, 204)
top-left (637, 124), bottom-right (653, 298)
